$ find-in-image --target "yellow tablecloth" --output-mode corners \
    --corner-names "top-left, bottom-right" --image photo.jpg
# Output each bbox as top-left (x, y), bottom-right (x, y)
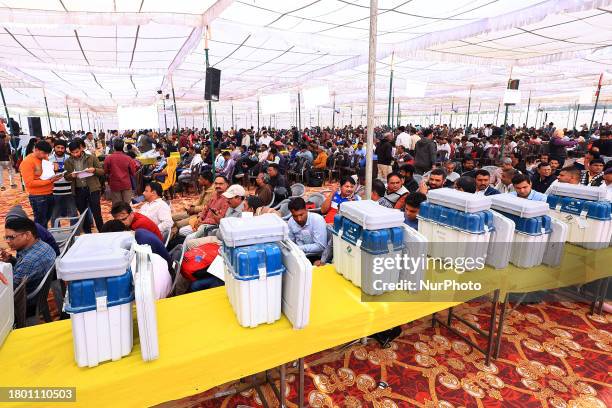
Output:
top-left (136, 156), bottom-right (157, 166)
top-left (0, 266), bottom-right (458, 407)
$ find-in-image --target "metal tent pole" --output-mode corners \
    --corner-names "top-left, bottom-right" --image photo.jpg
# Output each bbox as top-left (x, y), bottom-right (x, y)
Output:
top-left (43, 90), bottom-right (52, 133)
top-left (78, 107), bottom-right (84, 131)
top-left (66, 99), bottom-right (72, 131)
top-left (171, 78), bottom-right (180, 135)
top-left (365, 0), bottom-right (378, 200)
top-left (476, 102), bottom-right (482, 128)
top-left (257, 98), bottom-right (260, 131)
top-left (204, 27), bottom-right (215, 174)
top-left (387, 51), bottom-right (394, 128)
top-left (87, 111), bottom-right (91, 131)
top-left (588, 73), bottom-right (603, 137)
top-left (0, 82), bottom-right (13, 136)
top-left (231, 102), bottom-right (234, 130)
top-left (495, 101), bottom-right (501, 126)
top-left (465, 86), bottom-right (472, 135)
top-left (332, 95), bottom-right (336, 129)
top-left (297, 92), bottom-right (301, 130)
top-left (525, 90), bottom-right (532, 127)
top-left (391, 94), bottom-right (395, 130)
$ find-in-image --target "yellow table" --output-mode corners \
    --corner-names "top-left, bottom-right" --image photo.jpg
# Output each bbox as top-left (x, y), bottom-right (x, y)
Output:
top-left (0, 266), bottom-right (458, 407)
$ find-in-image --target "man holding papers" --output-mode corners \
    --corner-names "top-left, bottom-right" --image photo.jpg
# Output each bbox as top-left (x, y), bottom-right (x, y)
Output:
top-left (64, 140), bottom-right (105, 233)
top-left (19, 141), bottom-right (63, 227)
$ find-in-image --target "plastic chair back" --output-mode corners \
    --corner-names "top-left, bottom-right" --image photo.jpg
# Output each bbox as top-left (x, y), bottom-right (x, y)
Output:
top-left (13, 277), bottom-right (27, 329)
top-left (160, 156), bottom-right (179, 192)
top-left (290, 183), bottom-right (305, 198)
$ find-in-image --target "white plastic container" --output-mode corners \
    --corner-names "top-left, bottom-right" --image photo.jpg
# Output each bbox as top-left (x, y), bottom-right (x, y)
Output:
top-left (419, 218), bottom-right (492, 265)
top-left (486, 212), bottom-right (515, 269)
top-left (547, 185), bottom-right (612, 250)
top-left (223, 243), bottom-right (285, 328)
top-left (491, 194), bottom-right (549, 218)
top-left (132, 245), bottom-right (160, 362)
top-left (0, 263), bottom-right (13, 348)
top-left (66, 270), bottom-right (134, 368)
top-left (57, 232), bottom-right (135, 281)
top-left (547, 183), bottom-right (609, 201)
top-left (219, 214), bottom-right (289, 247)
top-left (401, 226), bottom-right (427, 290)
top-left (542, 219), bottom-right (568, 267)
top-left (427, 188), bottom-right (492, 213)
top-left (279, 240), bottom-right (312, 329)
top-left (339, 200), bottom-right (405, 230)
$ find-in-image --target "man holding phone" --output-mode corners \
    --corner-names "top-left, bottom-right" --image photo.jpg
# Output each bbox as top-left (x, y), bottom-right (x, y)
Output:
top-left (181, 176), bottom-right (230, 238)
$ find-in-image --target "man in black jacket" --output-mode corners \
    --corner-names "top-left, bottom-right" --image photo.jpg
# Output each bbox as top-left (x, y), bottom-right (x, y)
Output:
top-left (414, 128), bottom-right (436, 174)
top-left (399, 164), bottom-right (419, 193)
top-left (375, 132), bottom-right (393, 180)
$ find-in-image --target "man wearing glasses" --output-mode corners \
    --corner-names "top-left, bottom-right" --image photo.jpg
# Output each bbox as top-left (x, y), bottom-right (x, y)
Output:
top-left (0, 217), bottom-right (56, 298)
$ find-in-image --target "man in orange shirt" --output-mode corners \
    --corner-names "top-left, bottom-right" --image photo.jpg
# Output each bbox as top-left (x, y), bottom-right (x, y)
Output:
top-left (19, 141), bottom-right (62, 227)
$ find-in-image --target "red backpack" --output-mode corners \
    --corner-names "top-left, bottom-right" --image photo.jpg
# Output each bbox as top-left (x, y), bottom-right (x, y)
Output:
top-left (180, 243), bottom-right (220, 282)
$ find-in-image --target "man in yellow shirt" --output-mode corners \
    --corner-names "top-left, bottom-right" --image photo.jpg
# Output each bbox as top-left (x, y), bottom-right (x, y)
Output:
top-left (312, 146), bottom-right (328, 170)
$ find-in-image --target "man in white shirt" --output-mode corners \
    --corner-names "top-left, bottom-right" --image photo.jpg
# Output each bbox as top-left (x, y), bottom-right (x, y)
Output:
top-left (258, 131), bottom-right (273, 147)
top-left (84, 132), bottom-right (96, 153)
top-left (395, 126), bottom-right (411, 150)
top-left (137, 181), bottom-right (173, 236)
top-left (495, 168), bottom-right (516, 194)
top-left (408, 130), bottom-right (421, 152)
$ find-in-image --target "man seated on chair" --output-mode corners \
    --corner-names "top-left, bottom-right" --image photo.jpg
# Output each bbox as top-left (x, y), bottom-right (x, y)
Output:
top-left (133, 182), bottom-right (173, 238)
top-left (178, 176), bottom-right (230, 238)
top-left (219, 151), bottom-right (236, 181)
top-left (5, 205), bottom-right (60, 256)
top-left (177, 146), bottom-right (202, 183)
top-left (174, 171), bottom-right (215, 231)
top-left (287, 197), bottom-right (327, 264)
top-left (0, 217), bottom-right (56, 299)
top-left (111, 201), bottom-right (163, 241)
top-left (254, 172), bottom-right (273, 206)
top-left (321, 176), bottom-right (360, 224)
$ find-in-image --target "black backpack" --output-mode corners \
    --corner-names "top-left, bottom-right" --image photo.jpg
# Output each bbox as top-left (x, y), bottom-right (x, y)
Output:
top-left (371, 326), bottom-right (402, 348)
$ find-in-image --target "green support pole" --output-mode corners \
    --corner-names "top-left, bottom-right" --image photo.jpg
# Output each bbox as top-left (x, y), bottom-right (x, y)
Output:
top-left (499, 104), bottom-right (510, 159)
top-left (387, 53), bottom-right (394, 127)
top-left (574, 104), bottom-right (580, 130)
top-left (495, 101), bottom-right (500, 126)
top-left (525, 90), bottom-right (532, 128)
top-left (391, 94), bottom-right (395, 130)
top-left (297, 92), bottom-right (301, 130)
top-left (397, 102), bottom-right (400, 127)
top-left (204, 42), bottom-right (215, 174)
top-left (588, 74), bottom-right (603, 137)
top-left (0, 82), bottom-right (13, 136)
top-left (43, 93), bottom-right (52, 133)
top-left (66, 101), bottom-right (72, 131)
top-left (332, 96), bottom-right (336, 129)
top-left (171, 81), bottom-right (179, 135)
top-left (257, 99), bottom-right (260, 131)
top-left (465, 87), bottom-right (472, 135)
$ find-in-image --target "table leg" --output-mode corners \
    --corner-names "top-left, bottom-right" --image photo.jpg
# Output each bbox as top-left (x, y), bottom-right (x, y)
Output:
top-left (447, 307), bottom-right (454, 326)
top-left (485, 289), bottom-right (500, 366)
top-left (597, 277), bottom-right (610, 315)
top-left (431, 312), bottom-right (437, 328)
top-left (279, 364), bottom-right (286, 408)
top-left (494, 293), bottom-right (509, 359)
top-left (298, 358), bottom-right (305, 408)
top-left (590, 279), bottom-right (603, 315)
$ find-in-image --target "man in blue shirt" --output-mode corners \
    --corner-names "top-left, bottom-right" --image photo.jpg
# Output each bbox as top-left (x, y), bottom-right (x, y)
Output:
top-left (287, 197), bottom-right (327, 263)
top-left (1, 217), bottom-right (56, 298)
top-left (510, 173), bottom-right (547, 202)
top-left (5, 205), bottom-right (60, 256)
top-left (404, 192), bottom-right (427, 230)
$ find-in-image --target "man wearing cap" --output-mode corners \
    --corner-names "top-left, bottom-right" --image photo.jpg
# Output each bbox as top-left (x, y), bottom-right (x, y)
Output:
top-left (222, 185), bottom-right (246, 218)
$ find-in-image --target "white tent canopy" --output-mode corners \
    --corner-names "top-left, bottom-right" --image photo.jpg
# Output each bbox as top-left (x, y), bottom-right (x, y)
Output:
top-left (0, 0), bottom-right (610, 130)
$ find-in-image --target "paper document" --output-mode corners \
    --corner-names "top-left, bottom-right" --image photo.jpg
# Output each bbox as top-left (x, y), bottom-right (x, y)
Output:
top-left (73, 170), bottom-right (94, 179)
top-left (40, 160), bottom-right (56, 180)
top-left (207, 255), bottom-right (225, 282)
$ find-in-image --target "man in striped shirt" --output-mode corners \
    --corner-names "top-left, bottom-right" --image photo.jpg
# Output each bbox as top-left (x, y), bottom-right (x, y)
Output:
top-left (49, 140), bottom-right (77, 226)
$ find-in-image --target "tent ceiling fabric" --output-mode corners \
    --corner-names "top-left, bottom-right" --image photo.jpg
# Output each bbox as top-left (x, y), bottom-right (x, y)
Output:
top-left (0, 0), bottom-right (610, 120)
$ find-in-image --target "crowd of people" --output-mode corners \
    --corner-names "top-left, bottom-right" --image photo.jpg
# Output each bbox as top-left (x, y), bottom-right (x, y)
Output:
top-left (1, 118), bottom-right (611, 315)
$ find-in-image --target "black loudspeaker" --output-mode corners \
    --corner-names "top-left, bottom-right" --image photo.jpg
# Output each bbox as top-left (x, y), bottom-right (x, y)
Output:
top-left (28, 117), bottom-right (42, 137)
top-left (507, 79), bottom-right (520, 90)
top-left (205, 67), bottom-right (221, 101)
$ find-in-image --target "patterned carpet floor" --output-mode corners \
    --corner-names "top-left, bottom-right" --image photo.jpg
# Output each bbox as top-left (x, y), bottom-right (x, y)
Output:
top-left (1, 173), bottom-right (611, 408)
